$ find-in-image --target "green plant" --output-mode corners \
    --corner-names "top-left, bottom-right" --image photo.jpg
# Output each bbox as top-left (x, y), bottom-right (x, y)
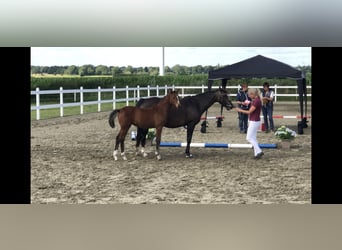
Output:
top-left (146, 128), bottom-right (156, 140)
top-left (274, 125), bottom-right (297, 140)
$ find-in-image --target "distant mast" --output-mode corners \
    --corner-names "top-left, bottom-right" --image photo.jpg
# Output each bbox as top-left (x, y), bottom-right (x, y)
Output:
top-left (160, 47), bottom-right (165, 76)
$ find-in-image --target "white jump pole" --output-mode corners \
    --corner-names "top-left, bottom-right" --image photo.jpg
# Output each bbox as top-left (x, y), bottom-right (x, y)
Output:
top-left (160, 142), bottom-right (277, 149)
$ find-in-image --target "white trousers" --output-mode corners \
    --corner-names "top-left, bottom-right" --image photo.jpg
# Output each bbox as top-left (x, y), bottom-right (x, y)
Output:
top-left (246, 120), bottom-right (262, 156)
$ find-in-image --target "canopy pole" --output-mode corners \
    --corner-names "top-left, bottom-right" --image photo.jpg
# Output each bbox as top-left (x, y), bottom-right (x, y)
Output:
top-left (202, 79), bottom-right (214, 133)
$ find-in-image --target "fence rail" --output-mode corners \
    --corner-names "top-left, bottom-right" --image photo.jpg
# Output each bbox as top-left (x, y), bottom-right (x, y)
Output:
top-left (31, 84), bottom-right (311, 120)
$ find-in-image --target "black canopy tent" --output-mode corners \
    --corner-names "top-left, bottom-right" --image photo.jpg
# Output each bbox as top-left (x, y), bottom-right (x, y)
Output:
top-left (206, 54), bottom-right (308, 133)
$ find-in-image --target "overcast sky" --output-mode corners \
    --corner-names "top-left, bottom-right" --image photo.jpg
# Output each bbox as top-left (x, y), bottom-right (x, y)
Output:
top-left (31, 47), bottom-right (311, 68)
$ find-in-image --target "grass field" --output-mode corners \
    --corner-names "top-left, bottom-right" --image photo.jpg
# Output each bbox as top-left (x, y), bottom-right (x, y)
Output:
top-left (31, 102), bottom-right (130, 121)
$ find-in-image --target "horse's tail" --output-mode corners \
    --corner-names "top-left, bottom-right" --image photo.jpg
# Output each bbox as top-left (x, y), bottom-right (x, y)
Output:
top-left (109, 109), bottom-right (119, 128)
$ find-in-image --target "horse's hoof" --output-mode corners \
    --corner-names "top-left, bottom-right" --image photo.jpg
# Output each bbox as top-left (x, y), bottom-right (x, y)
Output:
top-left (143, 152), bottom-right (148, 157)
top-left (113, 150), bottom-right (118, 160)
top-left (121, 152), bottom-right (127, 160)
top-left (185, 153), bottom-right (193, 158)
top-left (157, 155), bottom-right (162, 160)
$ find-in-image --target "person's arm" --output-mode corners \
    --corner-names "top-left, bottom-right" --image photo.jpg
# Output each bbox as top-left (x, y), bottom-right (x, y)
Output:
top-left (236, 105), bottom-right (256, 114)
top-left (236, 93), bottom-right (243, 106)
top-left (236, 93), bottom-right (250, 107)
top-left (263, 90), bottom-right (274, 102)
top-left (269, 90), bottom-right (274, 102)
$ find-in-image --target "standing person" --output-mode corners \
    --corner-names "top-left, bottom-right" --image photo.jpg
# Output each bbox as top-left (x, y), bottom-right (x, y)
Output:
top-left (261, 82), bottom-right (275, 133)
top-left (236, 88), bottom-right (264, 159)
top-left (236, 83), bottom-right (251, 133)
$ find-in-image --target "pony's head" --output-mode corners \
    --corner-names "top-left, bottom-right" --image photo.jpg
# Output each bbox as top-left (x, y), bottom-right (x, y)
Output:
top-left (215, 88), bottom-right (234, 110)
top-left (167, 89), bottom-right (181, 108)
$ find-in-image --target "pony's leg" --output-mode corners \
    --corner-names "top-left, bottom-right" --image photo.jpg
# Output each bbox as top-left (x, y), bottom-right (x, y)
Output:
top-left (120, 140), bottom-right (127, 160)
top-left (135, 127), bottom-right (142, 156)
top-left (113, 134), bottom-right (121, 161)
top-left (140, 128), bottom-right (148, 157)
top-left (155, 128), bottom-right (162, 160)
top-left (185, 124), bottom-right (195, 158)
top-left (135, 127), bottom-right (148, 157)
top-left (114, 129), bottom-right (128, 160)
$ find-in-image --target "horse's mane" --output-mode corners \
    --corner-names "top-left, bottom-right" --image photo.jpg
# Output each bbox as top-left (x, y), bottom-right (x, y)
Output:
top-left (183, 88), bottom-right (228, 100)
top-left (136, 88), bottom-right (228, 108)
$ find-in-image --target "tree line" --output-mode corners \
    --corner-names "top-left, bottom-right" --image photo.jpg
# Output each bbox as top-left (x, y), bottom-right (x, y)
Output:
top-left (31, 64), bottom-right (219, 76)
top-left (31, 64), bottom-right (311, 77)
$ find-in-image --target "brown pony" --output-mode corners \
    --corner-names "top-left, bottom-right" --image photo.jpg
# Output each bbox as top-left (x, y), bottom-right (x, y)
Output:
top-left (108, 90), bottom-right (180, 161)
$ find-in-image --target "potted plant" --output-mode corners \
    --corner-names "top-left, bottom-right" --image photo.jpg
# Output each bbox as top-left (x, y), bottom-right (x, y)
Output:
top-left (146, 128), bottom-right (156, 145)
top-left (274, 125), bottom-right (297, 149)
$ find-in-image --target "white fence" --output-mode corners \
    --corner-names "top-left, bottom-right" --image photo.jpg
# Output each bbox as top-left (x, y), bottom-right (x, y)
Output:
top-left (31, 84), bottom-right (311, 120)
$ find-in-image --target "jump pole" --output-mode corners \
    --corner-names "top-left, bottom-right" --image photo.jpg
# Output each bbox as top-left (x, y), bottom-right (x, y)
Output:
top-left (260, 115), bottom-right (311, 119)
top-left (258, 115), bottom-right (311, 131)
top-left (200, 116), bottom-right (224, 120)
top-left (160, 142), bottom-right (277, 149)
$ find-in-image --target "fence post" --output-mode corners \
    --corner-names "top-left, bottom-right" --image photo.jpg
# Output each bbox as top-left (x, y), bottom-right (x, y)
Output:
top-left (147, 85), bottom-right (150, 97)
top-left (126, 85), bottom-right (129, 106)
top-left (36, 87), bottom-right (40, 120)
top-left (112, 86), bottom-right (116, 110)
top-left (60, 87), bottom-right (64, 117)
top-left (274, 84), bottom-right (277, 102)
top-left (98, 86), bottom-right (101, 112)
top-left (137, 85), bottom-right (140, 102)
top-left (156, 85), bottom-right (159, 97)
top-left (202, 84), bottom-right (205, 93)
top-left (80, 86), bottom-right (84, 115)
top-left (165, 84), bottom-right (168, 95)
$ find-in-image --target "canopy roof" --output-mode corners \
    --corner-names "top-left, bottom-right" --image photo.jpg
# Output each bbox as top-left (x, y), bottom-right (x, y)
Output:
top-left (208, 54), bottom-right (303, 81)
top-left (207, 54), bottom-right (308, 125)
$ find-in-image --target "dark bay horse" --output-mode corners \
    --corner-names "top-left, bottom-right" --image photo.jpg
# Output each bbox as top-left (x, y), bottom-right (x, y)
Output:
top-left (135, 88), bottom-right (234, 158)
top-left (108, 90), bottom-right (180, 161)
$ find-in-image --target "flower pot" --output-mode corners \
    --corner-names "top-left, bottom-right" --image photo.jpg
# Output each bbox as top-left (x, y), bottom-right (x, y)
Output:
top-left (280, 139), bottom-right (292, 149)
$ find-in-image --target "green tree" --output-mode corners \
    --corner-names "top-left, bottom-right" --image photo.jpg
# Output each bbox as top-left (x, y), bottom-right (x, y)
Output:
top-left (111, 66), bottom-right (122, 76)
top-left (64, 65), bottom-right (78, 75)
top-left (148, 67), bottom-right (159, 76)
top-left (95, 65), bottom-right (110, 75)
top-left (172, 64), bottom-right (186, 75)
top-left (31, 66), bottom-right (41, 74)
top-left (79, 64), bottom-right (95, 76)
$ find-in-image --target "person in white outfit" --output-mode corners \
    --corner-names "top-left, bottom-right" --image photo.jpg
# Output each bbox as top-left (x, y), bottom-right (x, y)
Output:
top-left (235, 88), bottom-right (264, 159)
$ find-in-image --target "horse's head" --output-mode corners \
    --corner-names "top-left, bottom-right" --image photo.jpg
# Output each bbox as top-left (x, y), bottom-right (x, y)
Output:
top-left (168, 90), bottom-right (181, 108)
top-left (216, 88), bottom-right (234, 110)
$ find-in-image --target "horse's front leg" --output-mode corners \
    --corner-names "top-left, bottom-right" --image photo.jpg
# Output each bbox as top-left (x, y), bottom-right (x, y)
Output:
top-left (185, 124), bottom-right (195, 158)
top-left (155, 127), bottom-right (162, 160)
top-left (135, 127), bottom-right (142, 155)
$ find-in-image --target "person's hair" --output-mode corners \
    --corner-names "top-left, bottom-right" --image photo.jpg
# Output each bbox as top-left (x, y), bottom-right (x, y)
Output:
top-left (248, 88), bottom-right (260, 97)
top-left (263, 82), bottom-right (270, 87)
top-left (240, 83), bottom-right (248, 89)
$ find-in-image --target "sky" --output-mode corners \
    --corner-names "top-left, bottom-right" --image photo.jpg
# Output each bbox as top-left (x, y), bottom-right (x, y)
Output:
top-left (31, 47), bottom-right (311, 68)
